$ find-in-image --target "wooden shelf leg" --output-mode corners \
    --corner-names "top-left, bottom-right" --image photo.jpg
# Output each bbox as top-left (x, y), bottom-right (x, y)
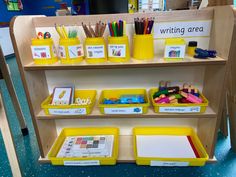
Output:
top-left (0, 93), bottom-right (22, 177)
top-left (220, 96), bottom-right (228, 137)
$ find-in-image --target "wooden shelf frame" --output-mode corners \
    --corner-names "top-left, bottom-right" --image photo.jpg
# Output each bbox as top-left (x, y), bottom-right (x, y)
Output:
top-left (10, 6), bottom-right (236, 164)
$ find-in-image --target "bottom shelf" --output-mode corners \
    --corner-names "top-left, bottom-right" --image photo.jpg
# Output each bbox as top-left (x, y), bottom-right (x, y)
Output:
top-left (38, 135), bottom-right (217, 164)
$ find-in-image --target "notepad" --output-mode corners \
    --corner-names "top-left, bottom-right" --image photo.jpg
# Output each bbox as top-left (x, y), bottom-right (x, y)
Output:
top-left (136, 135), bottom-right (196, 158)
top-left (57, 135), bottom-right (114, 158)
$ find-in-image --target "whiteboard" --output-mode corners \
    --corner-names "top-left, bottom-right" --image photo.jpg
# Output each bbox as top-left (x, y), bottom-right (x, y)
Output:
top-left (0, 27), bottom-right (14, 56)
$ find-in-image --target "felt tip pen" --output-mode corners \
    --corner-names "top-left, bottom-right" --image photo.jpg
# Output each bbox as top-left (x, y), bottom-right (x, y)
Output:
top-left (155, 94), bottom-right (181, 104)
top-left (180, 91), bottom-right (203, 103)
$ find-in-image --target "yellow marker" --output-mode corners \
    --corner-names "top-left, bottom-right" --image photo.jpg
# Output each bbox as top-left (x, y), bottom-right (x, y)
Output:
top-left (59, 90), bottom-right (66, 99)
top-left (62, 25), bottom-right (68, 39)
top-left (55, 24), bottom-right (64, 38)
top-left (123, 20), bottom-right (126, 36)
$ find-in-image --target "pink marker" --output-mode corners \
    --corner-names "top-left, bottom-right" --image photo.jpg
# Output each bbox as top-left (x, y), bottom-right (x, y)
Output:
top-left (156, 95), bottom-right (176, 104)
top-left (180, 91), bottom-right (202, 103)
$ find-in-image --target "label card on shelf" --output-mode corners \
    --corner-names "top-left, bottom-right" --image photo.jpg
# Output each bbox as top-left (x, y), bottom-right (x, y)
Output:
top-left (68, 44), bottom-right (84, 58)
top-left (159, 106), bottom-right (201, 113)
top-left (104, 107), bottom-right (143, 114)
top-left (64, 160), bottom-right (100, 166)
top-left (108, 44), bottom-right (126, 58)
top-left (86, 45), bottom-right (105, 58)
top-left (154, 20), bottom-right (212, 38)
top-left (48, 108), bottom-right (87, 115)
top-left (150, 161), bottom-right (189, 167)
top-left (31, 46), bottom-right (51, 59)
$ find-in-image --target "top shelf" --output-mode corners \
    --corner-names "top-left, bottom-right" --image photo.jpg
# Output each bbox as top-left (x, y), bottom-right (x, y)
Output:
top-left (24, 56), bottom-right (226, 71)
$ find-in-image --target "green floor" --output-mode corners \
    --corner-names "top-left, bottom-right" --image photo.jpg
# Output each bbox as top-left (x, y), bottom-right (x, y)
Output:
top-left (0, 57), bottom-right (236, 177)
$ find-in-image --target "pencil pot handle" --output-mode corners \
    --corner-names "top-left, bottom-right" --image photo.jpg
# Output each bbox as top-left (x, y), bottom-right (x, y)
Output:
top-left (59, 38), bottom-right (84, 64)
top-left (133, 34), bottom-right (154, 60)
top-left (108, 36), bottom-right (130, 63)
top-left (31, 38), bottom-right (58, 65)
top-left (84, 37), bottom-right (107, 64)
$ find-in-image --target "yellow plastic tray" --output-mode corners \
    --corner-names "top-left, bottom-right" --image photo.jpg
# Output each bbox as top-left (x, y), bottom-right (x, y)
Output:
top-left (98, 89), bottom-right (150, 114)
top-left (48, 127), bottom-right (119, 165)
top-left (41, 90), bottom-right (96, 115)
top-left (133, 127), bottom-right (209, 166)
top-left (149, 88), bottom-right (209, 114)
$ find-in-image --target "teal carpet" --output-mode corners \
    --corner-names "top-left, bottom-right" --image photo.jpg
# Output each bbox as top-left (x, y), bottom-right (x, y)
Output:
top-left (0, 57), bottom-right (236, 177)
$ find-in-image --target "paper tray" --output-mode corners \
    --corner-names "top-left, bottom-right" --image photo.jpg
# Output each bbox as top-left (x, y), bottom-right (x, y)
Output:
top-left (133, 127), bottom-right (209, 166)
top-left (48, 127), bottom-right (119, 166)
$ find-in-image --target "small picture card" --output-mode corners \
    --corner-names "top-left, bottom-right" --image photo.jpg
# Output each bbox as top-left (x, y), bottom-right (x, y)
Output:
top-left (86, 45), bottom-right (105, 58)
top-left (165, 45), bottom-right (186, 59)
top-left (51, 87), bottom-right (73, 105)
top-left (31, 46), bottom-right (51, 59)
top-left (108, 44), bottom-right (126, 58)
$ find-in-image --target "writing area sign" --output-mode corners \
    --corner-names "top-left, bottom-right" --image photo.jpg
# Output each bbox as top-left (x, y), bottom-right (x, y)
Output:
top-left (154, 20), bottom-right (212, 38)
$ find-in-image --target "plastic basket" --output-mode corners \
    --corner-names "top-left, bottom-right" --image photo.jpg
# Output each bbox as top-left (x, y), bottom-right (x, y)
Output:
top-left (48, 127), bottom-right (119, 165)
top-left (41, 90), bottom-right (96, 115)
top-left (133, 127), bottom-right (209, 166)
top-left (98, 89), bottom-right (150, 114)
top-left (149, 88), bottom-right (209, 114)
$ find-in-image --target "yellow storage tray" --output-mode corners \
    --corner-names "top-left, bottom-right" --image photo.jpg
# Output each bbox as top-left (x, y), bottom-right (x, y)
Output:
top-left (48, 127), bottom-right (119, 166)
top-left (133, 127), bottom-right (209, 166)
top-left (150, 88), bottom-right (209, 114)
top-left (41, 90), bottom-right (96, 115)
top-left (98, 89), bottom-right (150, 114)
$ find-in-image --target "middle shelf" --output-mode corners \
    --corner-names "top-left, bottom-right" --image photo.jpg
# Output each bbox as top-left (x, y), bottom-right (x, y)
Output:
top-left (24, 56), bottom-right (226, 71)
top-left (36, 106), bottom-right (216, 120)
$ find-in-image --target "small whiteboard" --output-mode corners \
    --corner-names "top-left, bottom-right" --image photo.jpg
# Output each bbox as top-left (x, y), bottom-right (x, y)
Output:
top-left (0, 27), bottom-right (14, 56)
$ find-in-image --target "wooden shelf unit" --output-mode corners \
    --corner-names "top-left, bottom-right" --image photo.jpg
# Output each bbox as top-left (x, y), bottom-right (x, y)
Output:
top-left (10, 6), bottom-right (236, 164)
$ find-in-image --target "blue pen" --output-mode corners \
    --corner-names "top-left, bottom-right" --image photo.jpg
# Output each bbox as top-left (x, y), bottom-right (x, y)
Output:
top-left (108, 22), bottom-right (113, 36)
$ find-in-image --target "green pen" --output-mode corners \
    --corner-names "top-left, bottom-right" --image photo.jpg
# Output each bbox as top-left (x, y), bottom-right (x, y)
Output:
top-left (112, 22), bottom-right (117, 37)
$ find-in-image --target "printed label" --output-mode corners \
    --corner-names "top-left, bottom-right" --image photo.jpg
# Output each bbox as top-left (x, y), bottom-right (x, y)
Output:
top-left (64, 160), bottom-right (100, 166)
top-left (151, 161), bottom-right (189, 167)
top-left (159, 106), bottom-right (201, 113)
top-left (59, 46), bottom-right (66, 58)
top-left (108, 44), bottom-right (126, 58)
top-left (68, 44), bottom-right (84, 58)
top-left (86, 45), bottom-right (105, 58)
top-left (165, 45), bottom-right (186, 58)
top-left (154, 20), bottom-right (212, 38)
top-left (104, 107), bottom-right (143, 114)
top-left (48, 108), bottom-right (87, 115)
top-left (31, 46), bottom-right (51, 59)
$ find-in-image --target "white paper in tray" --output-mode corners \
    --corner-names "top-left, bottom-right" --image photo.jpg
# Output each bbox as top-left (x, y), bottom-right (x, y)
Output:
top-left (136, 135), bottom-right (196, 158)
